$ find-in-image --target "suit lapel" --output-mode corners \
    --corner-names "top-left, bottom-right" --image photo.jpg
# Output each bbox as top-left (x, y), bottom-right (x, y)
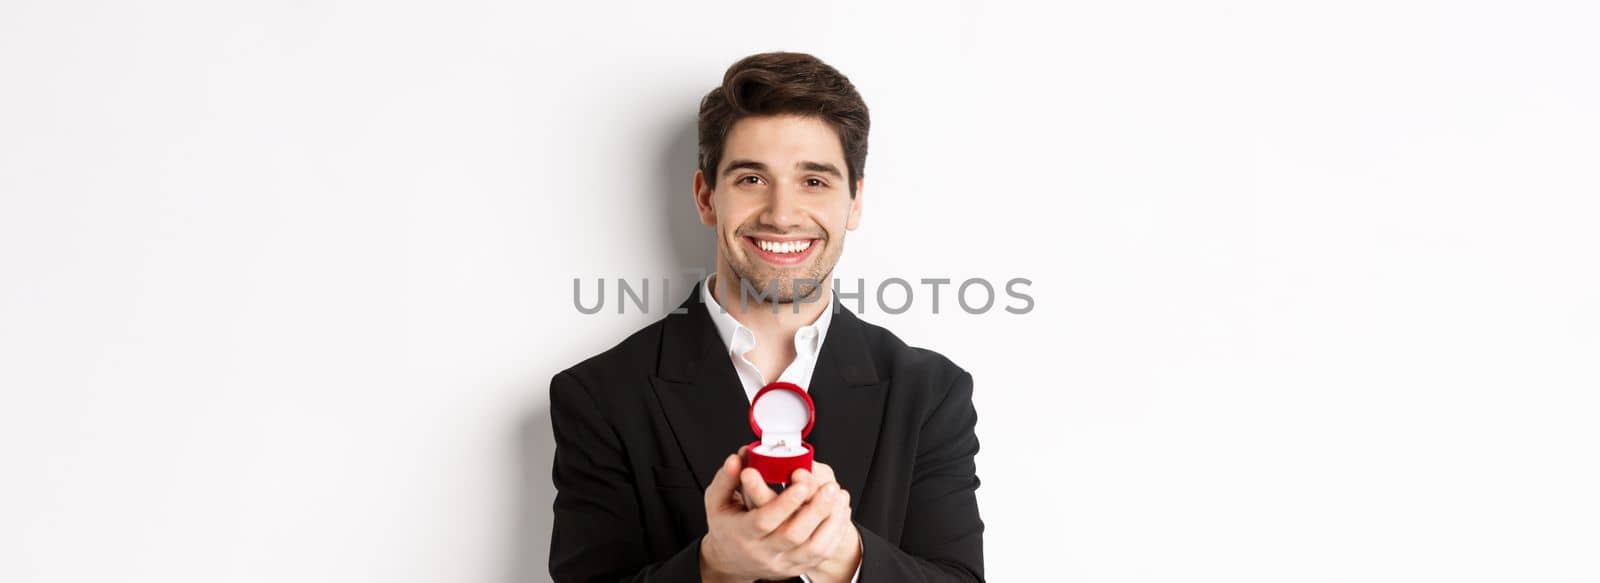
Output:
top-left (650, 285), bottom-right (754, 489)
top-left (805, 305), bottom-right (887, 501)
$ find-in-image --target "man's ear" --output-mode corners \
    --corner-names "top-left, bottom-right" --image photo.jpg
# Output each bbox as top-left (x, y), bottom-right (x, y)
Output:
top-left (693, 169), bottom-right (717, 226)
top-left (846, 177), bottom-right (864, 231)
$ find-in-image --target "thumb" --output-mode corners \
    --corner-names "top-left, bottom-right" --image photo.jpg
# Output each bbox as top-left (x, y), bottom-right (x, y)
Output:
top-left (703, 453), bottom-right (741, 509)
top-left (739, 467), bottom-right (780, 509)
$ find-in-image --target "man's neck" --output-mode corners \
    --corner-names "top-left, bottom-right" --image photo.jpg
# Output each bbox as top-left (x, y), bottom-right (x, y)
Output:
top-left (710, 267), bottom-right (831, 340)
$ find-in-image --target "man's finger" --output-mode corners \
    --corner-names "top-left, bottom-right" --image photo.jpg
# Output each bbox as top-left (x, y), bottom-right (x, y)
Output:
top-left (748, 476), bottom-right (814, 535)
top-left (766, 482), bottom-right (838, 549)
top-left (807, 461), bottom-right (837, 488)
top-left (788, 467), bottom-right (814, 488)
top-left (787, 491), bottom-right (852, 564)
top-left (704, 453), bottom-right (741, 510)
top-left (739, 467), bottom-right (778, 509)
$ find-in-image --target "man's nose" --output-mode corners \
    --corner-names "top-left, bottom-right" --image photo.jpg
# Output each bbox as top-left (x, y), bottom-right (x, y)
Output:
top-left (758, 182), bottom-right (804, 229)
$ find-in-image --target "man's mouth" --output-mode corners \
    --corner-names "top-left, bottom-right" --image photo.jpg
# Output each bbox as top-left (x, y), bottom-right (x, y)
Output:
top-left (743, 235), bottom-right (820, 266)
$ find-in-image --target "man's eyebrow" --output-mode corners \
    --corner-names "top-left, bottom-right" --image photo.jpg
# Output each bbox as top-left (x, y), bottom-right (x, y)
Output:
top-left (797, 161), bottom-right (844, 180)
top-left (721, 159), bottom-right (768, 177)
top-left (722, 159), bottom-right (844, 180)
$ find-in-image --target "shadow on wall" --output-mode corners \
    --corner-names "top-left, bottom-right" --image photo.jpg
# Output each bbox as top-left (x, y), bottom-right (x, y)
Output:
top-left (510, 401), bottom-right (557, 583)
top-left (507, 111), bottom-right (711, 582)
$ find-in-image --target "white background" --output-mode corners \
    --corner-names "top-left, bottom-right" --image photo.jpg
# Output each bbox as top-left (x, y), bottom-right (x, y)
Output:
top-left (3, 1), bottom-right (1597, 581)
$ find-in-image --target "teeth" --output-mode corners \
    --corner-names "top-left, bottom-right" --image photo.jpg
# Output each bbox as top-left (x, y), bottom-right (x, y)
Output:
top-left (756, 239), bottom-right (812, 254)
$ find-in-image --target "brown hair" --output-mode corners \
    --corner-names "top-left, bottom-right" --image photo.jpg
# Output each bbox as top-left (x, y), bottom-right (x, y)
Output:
top-left (697, 52), bottom-right (870, 198)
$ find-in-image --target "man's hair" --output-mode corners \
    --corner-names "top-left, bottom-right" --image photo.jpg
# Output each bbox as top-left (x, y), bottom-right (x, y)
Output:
top-left (697, 52), bottom-right (870, 198)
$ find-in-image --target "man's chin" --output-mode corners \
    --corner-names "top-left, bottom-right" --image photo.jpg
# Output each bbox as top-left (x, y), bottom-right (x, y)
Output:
top-left (726, 271), bottom-right (827, 305)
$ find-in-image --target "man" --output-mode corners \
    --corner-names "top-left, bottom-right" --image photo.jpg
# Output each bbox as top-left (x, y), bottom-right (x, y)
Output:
top-left (549, 51), bottom-right (984, 582)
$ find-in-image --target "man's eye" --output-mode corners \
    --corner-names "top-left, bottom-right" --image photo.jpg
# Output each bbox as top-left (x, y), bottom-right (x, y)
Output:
top-left (806, 178), bottom-right (827, 188)
top-left (739, 175), bottom-right (762, 185)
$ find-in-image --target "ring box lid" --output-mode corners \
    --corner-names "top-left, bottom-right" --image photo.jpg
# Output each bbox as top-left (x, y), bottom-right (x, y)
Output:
top-left (749, 382), bottom-right (815, 450)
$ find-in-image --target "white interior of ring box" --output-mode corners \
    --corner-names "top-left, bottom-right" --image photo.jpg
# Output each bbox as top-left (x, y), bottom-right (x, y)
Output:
top-left (752, 389), bottom-right (810, 458)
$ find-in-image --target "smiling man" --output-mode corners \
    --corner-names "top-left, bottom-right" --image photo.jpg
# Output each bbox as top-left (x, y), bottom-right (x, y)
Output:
top-left (549, 52), bottom-right (984, 582)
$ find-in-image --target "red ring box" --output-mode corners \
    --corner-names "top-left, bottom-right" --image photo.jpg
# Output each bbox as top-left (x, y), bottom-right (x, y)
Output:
top-left (743, 381), bottom-right (815, 484)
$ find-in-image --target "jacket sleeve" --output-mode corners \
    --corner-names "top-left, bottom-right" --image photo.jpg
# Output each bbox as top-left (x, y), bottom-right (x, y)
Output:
top-left (858, 369), bottom-right (985, 581)
top-left (548, 371), bottom-right (703, 582)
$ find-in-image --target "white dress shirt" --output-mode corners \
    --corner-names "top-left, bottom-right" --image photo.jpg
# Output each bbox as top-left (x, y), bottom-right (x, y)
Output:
top-left (701, 273), bottom-right (835, 402)
top-left (700, 273), bottom-right (860, 583)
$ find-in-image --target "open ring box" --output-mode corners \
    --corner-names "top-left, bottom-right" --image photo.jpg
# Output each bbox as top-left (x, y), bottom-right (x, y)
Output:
top-left (743, 381), bottom-right (815, 486)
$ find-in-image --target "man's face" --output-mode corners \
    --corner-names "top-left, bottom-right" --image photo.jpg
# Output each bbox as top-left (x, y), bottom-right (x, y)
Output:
top-left (694, 114), bottom-right (864, 306)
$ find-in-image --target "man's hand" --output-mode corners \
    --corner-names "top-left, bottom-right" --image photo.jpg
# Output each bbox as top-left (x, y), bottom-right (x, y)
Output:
top-left (736, 451), bottom-right (836, 510)
top-left (700, 449), bottom-right (863, 582)
top-left (745, 460), bottom-right (861, 583)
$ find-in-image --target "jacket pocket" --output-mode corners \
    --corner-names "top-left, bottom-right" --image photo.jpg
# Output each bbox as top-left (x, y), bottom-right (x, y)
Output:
top-left (649, 464), bottom-right (708, 546)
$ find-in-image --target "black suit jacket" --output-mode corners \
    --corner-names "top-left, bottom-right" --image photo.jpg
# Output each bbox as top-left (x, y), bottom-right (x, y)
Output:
top-left (549, 284), bottom-right (984, 581)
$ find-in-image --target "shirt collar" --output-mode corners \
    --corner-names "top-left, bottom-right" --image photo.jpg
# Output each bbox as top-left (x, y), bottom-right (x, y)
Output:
top-left (701, 272), bottom-right (833, 358)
